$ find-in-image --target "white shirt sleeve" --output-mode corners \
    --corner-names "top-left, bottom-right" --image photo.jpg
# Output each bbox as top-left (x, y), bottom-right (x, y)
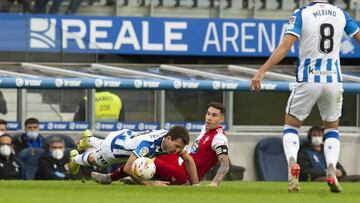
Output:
top-left (211, 133), bottom-right (228, 151)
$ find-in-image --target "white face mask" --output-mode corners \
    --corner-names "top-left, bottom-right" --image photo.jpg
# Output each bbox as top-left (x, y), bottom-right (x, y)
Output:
top-left (27, 131), bottom-right (39, 140)
top-left (0, 145), bottom-right (12, 157)
top-left (51, 149), bottom-right (64, 160)
top-left (311, 136), bottom-right (323, 146)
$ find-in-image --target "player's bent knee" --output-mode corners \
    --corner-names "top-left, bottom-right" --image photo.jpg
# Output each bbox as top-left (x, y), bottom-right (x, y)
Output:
top-left (88, 154), bottom-right (96, 165)
top-left (323, 120), bottom-right (339, 129)
top-left (285, 114), bottom-right (302, 128)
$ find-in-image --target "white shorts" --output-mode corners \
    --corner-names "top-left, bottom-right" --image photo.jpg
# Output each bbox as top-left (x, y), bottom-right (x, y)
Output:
top-left (94, 130), bottom-right (132, 167)
top-left (285, 83), bottom-right (343, 122)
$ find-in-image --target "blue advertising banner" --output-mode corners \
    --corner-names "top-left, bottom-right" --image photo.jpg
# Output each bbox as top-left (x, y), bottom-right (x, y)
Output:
top-left (6, 122), bottom-right (21, 131)
top-left (39, 122), bottom-right (89, 131)
top-left (0, 13), bottom-right (359, 58)
top-left (164, 122), bottom-right (228, 131)
top-left (94, 122), bottom-right (160, 131)
top-left (2, 77), bottom-right (360, 93)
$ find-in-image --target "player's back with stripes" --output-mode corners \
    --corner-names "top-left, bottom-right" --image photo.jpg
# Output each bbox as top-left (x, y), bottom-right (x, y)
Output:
top-left (286, 2), bottom-right (359, 83)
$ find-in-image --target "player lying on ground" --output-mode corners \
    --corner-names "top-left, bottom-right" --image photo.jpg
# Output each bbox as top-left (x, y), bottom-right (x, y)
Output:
top-left (69, 126), bottom-right (199, 185)
top-left (92, 102), bottom-right (230, 186)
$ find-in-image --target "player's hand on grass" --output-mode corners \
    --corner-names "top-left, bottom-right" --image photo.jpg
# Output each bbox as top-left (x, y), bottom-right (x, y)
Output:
top-left (147, 181), bottom-right (170, 186)
top-left (207, 182), bottom-right (219, 187)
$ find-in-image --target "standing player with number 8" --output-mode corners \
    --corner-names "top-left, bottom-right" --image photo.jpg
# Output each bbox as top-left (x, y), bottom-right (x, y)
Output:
top-left (251, 0), bottom-right (360, 193)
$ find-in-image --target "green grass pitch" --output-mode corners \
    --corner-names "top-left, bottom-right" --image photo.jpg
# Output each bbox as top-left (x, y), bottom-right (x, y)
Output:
top-left (1, 181), bottom-right (360, 203)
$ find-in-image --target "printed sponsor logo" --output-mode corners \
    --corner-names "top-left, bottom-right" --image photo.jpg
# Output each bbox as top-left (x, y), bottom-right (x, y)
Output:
top-left (15, 78), bottom-right (24, 87)
top-left (138, 122), bottom-right (145, 130)
top-left (30, 18), bottom-right (56, 49)
top-left (261, 83), bottom-right (277, 90)
top-left (134, 80), bottom-right (143, 88)
top-left (140, 147), bottom-right (149, 156)
top-left (55, 78), bottom-right (64, 87)
top-left (174, 80), bottom-right (199, 89)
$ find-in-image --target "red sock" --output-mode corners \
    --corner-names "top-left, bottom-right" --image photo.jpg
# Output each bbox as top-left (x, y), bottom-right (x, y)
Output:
top-left (110, 165), bottom-right (127, 181)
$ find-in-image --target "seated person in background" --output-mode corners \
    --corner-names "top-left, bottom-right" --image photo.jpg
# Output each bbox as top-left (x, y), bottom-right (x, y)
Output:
top-left (298, 126), bottom-right (360, 182)
top-left (0, 134), bottom-right (21, 179)
top-left (13, 118), bottom-right (46, 154)
top-left (0, 119), bottom-right (7, 136)
top-left (73, 90), bottom-right (125, 122)
top-left (35, 136), bottom-right (70, 180)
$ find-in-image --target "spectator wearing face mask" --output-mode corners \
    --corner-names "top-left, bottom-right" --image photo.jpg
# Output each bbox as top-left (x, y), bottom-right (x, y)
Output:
top-left (13, 118), bottom-right (45, 154)
top-left (35, 136), bottom-right (70, 180)
top-left (298, 126), bottom-right (360, 182)
top-left (0, 119), bottom-right (7, 136)
top-left (0, 134), bottom-right (21, 179)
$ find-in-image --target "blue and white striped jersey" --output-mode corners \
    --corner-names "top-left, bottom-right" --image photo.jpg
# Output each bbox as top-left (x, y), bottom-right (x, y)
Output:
top-left (285, 1), bottom-right (359, 83)
top-left (109, 129), bottom-right (168, 158)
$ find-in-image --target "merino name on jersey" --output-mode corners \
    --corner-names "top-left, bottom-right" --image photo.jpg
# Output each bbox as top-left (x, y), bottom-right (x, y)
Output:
top-left (285, 2), bottom-right (360, 83)
top-left (313, 9), bottom-right (337, 18)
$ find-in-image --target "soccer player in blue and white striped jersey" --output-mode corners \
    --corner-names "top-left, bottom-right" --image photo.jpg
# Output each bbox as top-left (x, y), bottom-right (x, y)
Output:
top-left (251, 0), bottom-right (360, 193)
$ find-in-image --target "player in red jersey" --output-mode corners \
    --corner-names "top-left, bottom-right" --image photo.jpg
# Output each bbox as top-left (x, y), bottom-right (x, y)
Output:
top-left (91, 102), bottom-right (230, 186)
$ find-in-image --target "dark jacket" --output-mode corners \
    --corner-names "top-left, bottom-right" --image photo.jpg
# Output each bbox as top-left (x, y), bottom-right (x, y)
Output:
top-left (34, 152), bottom-right (100, 180)
top-left (35, 152), bottom-right (71, 180)
top-left (0, 155), bottom-right (21, 180)
top-left (298, 142), bottom-right (346, 181)
top-left (13, 133), bottom-right (46, 154)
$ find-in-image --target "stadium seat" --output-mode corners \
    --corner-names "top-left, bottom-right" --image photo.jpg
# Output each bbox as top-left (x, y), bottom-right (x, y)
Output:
top-left (254, 137), bottom-right (288, 181)
top-left (45, 134), bottom-right (77, 149)
top-left (17, 148), bottom-right (44, 180)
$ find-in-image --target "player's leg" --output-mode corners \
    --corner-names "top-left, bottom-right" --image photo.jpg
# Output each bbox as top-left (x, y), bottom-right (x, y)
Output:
top-left (92, 154), bottom-right (189, 185)
top-left (283, 114), bottom-right (302, 192)
top-left (69, 150), bottom-right (96, 175)
top-left (91, 164), bottom-right (126, 184)
top-left (154, 156), bottom-right (190, 185)
top-left (318, 83), bottom-right (343, 193)
top-left (284, 83), bottom-right (321, 192)
top-left (77, 129), bottom-right (104, 152)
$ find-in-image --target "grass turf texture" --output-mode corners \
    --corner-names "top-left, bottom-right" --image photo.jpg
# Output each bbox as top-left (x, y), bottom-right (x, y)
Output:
top-left (1, 181), bottom-right (360, 203)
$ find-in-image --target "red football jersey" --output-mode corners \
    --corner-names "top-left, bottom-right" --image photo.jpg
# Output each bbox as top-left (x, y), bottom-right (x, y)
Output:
top-left (190, 125), bottom-right (228, 180)
top-left (154, 125), bottom-right (228, 184)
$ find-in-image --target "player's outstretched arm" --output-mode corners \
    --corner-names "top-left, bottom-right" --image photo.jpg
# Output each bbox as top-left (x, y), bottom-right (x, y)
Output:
top-left (208, 154), bottom-right (230, 187)
top-left (353, 31), bottom-right (360, 44)
top-left (123, 154), bottom-right (147, 185)
top-left (180, 151), bottom-right (199, 185)
top-left (123, 154), bottom-right (170, 186)
top-left (251, 34), bottom-right (297, 92)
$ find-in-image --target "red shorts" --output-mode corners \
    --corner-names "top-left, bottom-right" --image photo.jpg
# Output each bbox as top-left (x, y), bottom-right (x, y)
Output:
top-left (154, 154), bottom-right (190, 185)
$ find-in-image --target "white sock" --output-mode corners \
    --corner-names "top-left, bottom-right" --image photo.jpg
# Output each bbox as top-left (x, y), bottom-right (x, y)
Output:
top-left (73, 152), bottom-right (92, 166)
top-left (324, 129), bottom-right (340, 170)
top-left (89, 137), bottom-right (103, 148)
top-left (283, 125), bottom-right (300, 166)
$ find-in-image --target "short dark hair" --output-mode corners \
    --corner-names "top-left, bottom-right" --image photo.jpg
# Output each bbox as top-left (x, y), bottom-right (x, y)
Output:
top-left (0, 133), bottom-right (13, 141)
top-left (49, 136), bottom-right (65, 146)
top-left (25, 118), bottom-right (39, 126)
top-left (0, 119), bottom-right (7, 126)
top-left (307, 126), bottom-right (324, 142)
top-left (208, 102), bottom-right (226, 115)
top-left (165, 126), bottom-right (189, 145)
